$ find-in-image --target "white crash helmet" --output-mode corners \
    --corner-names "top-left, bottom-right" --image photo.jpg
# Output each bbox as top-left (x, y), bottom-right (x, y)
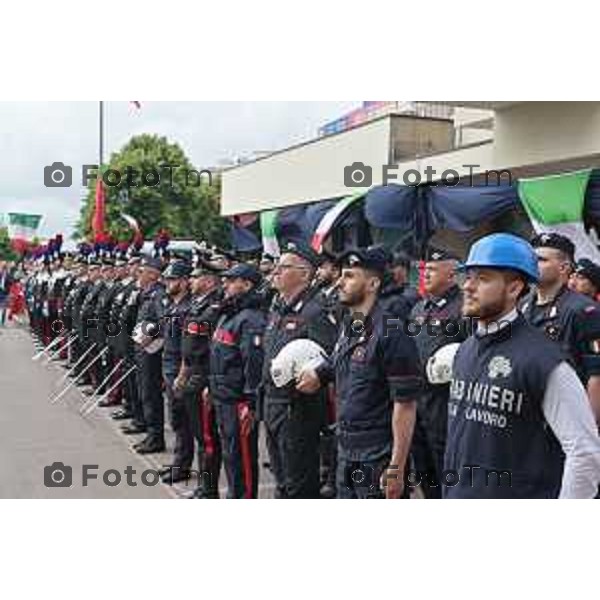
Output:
top-left (425, 342), bottom-right (461, 385)
top-left (270, 339), bottom-right (327, 388)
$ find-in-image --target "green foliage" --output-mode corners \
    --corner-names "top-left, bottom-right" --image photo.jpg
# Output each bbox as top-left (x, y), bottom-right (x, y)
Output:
top-left (76, 134), bottom-right (229, 246)
top-left (0, 227), bottom-right (17, 261)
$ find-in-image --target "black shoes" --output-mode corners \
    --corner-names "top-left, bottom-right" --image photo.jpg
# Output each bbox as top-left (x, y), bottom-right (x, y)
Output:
top-left (120, 423), bottom-right (147, 435)
top-left (111, 409), bottom-right (133, 421)
top-left (160, 467), bottom-right (192, 485)
top-left (187, 487), bottom-right (219, 499)
top-left (134, 437), bottom-right (166, 455)
top-left (97, 397), bottom-right (121, 408)
top-left (320, 482), bottom-right (337, 499)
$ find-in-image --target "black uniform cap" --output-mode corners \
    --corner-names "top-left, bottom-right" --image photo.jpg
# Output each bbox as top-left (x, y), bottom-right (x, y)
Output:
top-left (191, 263), bottom-right (223, 277)
top-left (162, 260), bottom-right (192, 279)
top-left (390, 250), bottom-right (412, 268)
top-left (221, 263), bottom-right (262, 286)
top-left (338, 246), bottom-right (388, 275)
top-left (575, 258), bottom-right (600, 290)
top-left (282, 242), bottom-right (320, 268)
top-left (531, 233), bottom-right (576, 262)
top-left (140, 256), bottom-right (163, 272)
top-left (424, 246), bottom-right (458, 262)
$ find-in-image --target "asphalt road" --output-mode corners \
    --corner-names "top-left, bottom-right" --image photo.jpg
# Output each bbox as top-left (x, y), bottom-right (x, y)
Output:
top-left (0, 323), bottom-right (277, 499)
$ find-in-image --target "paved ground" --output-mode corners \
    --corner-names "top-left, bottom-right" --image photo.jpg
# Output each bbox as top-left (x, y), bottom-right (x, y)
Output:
top-left (0, 323), bottom-right (276, 499)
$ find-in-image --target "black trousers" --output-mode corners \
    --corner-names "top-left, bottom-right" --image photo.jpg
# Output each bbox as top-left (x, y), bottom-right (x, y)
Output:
top-left (185, 390), bottom-right (221, 498)
top-left (410, 387), bottom-right (448, 499)
top-left (214, 400), bottom-right (258, 499)
top-left (164, 374), bottom-right (194, 470)
top-left (136, 350), bottom-right (164, 442)
top-left (265, 396), bottom-right (322, 499)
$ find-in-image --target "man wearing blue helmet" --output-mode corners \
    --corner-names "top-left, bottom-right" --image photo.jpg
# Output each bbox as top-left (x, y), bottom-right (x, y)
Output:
top-left (444, 233), bottom-right (600, 499)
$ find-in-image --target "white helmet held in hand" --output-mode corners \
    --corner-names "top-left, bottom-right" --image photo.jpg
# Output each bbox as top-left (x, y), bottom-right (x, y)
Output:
top-left (426, 342), bottom-right (461, 385)
top-left (132, 322), bottom-right (164, 355)
top-left (270, 339), bottom-right (327, 388)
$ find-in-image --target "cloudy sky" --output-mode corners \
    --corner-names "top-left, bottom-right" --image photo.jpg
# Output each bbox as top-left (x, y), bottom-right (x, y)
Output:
top-left (0, 101), bottom-right (358, 239)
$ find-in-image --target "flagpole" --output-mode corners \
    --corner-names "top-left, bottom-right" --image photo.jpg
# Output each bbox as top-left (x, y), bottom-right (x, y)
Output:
top-left (99, 101), bottom-right (104, 168)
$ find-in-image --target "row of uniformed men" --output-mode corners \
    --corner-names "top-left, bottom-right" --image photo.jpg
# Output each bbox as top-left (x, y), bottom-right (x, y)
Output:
top-left (24, 231), bottom-right (600, 498)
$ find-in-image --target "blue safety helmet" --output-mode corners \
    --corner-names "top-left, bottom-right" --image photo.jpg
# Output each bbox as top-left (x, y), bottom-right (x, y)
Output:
top-left (464, 233), bottom-right (539, 283)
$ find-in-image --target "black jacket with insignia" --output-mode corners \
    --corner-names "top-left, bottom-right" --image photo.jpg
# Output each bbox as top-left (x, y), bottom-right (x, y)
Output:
top-left (521, 285), bottom-right (600, 382)
top-left (410, 284), bottom-right (468, 372)
top-left (208, 290), bottom-right (266, 409)
top-left (262, 285), bottom-right (338, 402)
top-left (180, 289), bottom-right (223, 391)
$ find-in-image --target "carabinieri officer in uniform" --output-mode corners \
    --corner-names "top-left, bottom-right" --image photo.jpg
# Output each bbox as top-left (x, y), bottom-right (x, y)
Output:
top-left (522, 233), bottom-right (600, 424)
top-left (445, 233), bottom-right (600, 499)
top-left (297, 247), bottom-right (423, 499)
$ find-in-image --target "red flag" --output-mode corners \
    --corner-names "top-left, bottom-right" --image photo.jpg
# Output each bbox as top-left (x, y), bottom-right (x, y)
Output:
top-left (92, 179), bottom-right (106, 242)
top-left (418, 260), bottom-right (426, 297)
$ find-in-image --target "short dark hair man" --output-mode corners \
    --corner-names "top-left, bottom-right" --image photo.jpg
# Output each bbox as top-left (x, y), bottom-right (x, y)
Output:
top-left (297, 246), bottom-right (423, 499)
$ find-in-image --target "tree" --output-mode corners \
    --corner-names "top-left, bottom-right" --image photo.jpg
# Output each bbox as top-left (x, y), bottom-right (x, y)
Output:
top-left (0, 228), bottom-right (17, 261)
top-left (76, 134), bottom-right (230, 247)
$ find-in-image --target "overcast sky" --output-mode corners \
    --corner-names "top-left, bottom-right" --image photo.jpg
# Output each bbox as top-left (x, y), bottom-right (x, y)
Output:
top-left (0, 101), bottom-right (358, 239)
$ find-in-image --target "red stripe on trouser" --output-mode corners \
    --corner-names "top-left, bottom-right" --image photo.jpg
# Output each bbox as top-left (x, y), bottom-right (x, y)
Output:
top-left (202, 396), bottom-right (215, 457)
top-left (42, 319), bottom-right (51, 345)
top-left (237, 401), bottom-right (253, 499)
top-left (326, 384), bottom-right (336, 424)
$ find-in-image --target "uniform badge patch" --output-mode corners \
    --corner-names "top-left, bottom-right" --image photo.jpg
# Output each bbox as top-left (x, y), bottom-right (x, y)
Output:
top-left (284, 317), bottom-right (302, 331)
top-left (488, 356), bottom-right (512, 380)
top-left (352, 346), bottom-right (367, 362)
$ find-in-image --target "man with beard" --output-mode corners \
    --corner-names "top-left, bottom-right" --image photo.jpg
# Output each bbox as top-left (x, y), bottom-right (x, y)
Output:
top-left (207, 264), bottom-right (266, 499)
top-left (445, 233), bottom-right (600, 498)
top-left (262, 243), bottom-right (338, 499)
top-left (160, 260), bottom-right (194, 484)
top-left (297, 246), bottom-right (423, 499)
top-left (131, 256), bottom-right (166, 455)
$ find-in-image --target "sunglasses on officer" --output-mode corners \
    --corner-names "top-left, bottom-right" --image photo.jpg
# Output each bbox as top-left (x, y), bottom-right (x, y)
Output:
top-left (273, 262), bottom-right (310, 272)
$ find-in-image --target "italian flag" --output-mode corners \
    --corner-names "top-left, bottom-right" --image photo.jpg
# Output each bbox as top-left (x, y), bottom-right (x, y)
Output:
top-left (121, 213), bottom-right (144, 248)
top-left (7, 213), bottom-right (42, 241)
top-left (311, 191), bottom-right (366, 253)
top-left (260, 210), bottom-right (280, 257)
top-left (518, 169), bottom-right (600, 261)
